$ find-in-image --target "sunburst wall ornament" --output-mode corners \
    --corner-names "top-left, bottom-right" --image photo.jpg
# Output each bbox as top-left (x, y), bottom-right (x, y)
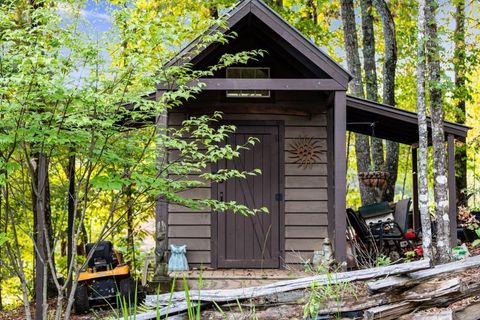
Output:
top-left (288, 136), bottom-right (322, 169)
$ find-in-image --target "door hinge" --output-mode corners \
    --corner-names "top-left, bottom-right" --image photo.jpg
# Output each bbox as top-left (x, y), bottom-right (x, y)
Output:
top-left (275, 193), bottom-right (283, 201)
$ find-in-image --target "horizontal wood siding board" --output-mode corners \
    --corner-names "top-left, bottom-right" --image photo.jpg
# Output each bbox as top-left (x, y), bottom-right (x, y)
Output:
top-left (285, 163), bottom-right (328, 176)
top-left (187, 251), bottom-right (211, 264)
top-left (169, 238), bottom-right (211, 251)
top-left (177, 188), bottom-right (211, 199)
top-left (285, 138), bottom-right (327, 151)
top-left (168, 175), bottom-right (211, 187)
top-left (285, 188), bottom-right (328, 201)
top-left (286, 239), bottom-right (324, 251)
top-left (285, 226), bottom-right (328, 238)
top-left (168, 204), bottom-right (210, 213)
top-left (285, 126), bottom-right (327, 138)
top-left (283, 251), bottom-right (314, 264)
top-left (285, 151), bottom-right (327, 164)
top-left (285, 201), bottom-right (328, 212)
top-left (159, 78), bottom-right (345, 91)
top-left (168, 213), bottom-right (211, 225)
top-left (285, 213), bottom-right (328, 226)
top-left (168, 226), bottom-right (211, 238)
top-left (285, 176), bottom-right (328, 188)
top-left (168, 113), bottom-right (327, 126)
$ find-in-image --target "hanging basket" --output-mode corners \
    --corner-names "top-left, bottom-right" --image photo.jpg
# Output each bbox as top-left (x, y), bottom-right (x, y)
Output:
top-left (358, 171), bottom-right (390, 189)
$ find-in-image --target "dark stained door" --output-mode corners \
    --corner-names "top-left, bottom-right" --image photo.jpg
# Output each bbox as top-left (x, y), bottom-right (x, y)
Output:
top-left (215, 124), bottom-right (281, 268)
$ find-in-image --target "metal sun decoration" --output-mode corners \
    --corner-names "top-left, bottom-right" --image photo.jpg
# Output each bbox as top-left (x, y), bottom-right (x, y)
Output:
top-left (288, 136), bottom-right (322, 169)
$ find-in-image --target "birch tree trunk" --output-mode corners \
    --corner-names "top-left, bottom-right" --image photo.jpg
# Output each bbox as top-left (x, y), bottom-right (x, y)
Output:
top-left (360, 0), bottom-right (384, 174)
top-left (425, 0), bottom-right (451, 263)
top-left (373, 0), bottom-right (399, 203)
top-left (340, 0), bottom-right (376, 205)
top-left (416, 0), bottom-right (434, 261)
top-left (454, 0), bottom-right (467, 201)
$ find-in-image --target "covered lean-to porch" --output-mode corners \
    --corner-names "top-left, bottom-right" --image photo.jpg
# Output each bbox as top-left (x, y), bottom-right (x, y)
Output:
top-left (155, 0), bottom-right (469, 276)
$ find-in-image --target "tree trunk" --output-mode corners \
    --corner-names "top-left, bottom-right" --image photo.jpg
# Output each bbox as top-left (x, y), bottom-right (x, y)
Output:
top-left (126, 183), bottom-right (135, 259)
top-left (360, 0), bottom-right (384, 175)
top-left (33, 152), bottom-right (48, 320)
top-left (416, 0), bottom-right (434, 261)
top-left (0, 187), bottom-right (2, 312)
top-left (373, 0), bottom-right (399, 203)
top-left (66, 154), bottom-right (75, 294)
top-left (454, 0), bottom-right (467, 201)
top-left (31, 153), bottom-right (57, 300)
top-left (306, 0), bottom-right (317, 24)
top-left (425, 0), bottom-right (451, 263)
top-left (340, 0), bottom-right (376, 205)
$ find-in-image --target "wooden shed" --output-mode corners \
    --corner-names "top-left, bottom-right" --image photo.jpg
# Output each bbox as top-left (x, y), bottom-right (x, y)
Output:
top-left (155, 0), bottom-right (469, 270)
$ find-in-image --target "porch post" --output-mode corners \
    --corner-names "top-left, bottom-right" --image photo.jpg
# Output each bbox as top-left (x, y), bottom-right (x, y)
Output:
top-left (333, 91), bottom-right (347, 263)
top-left (448, 134), bottom-right (458, 247)
top-left (412, 147), bottom-right (420, 231)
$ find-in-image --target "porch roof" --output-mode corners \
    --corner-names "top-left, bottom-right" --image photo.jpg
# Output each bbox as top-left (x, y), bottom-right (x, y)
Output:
top-left (346, 95), bottom-right (470, 144)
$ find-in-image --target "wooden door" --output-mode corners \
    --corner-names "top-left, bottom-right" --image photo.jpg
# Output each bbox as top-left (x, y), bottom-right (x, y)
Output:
top-left (214, 124), bottom-right (282, 268)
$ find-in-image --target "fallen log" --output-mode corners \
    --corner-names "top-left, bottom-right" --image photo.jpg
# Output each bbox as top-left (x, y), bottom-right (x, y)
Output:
top-left (411, 310), bottom-right (454, 320)
top-left (128, 259), bottom-right (431, 320)
top-left (364, 301), bottom-right (415, 320)
top-left (368, 255), bottom-right (480, 292)
top-left (454, 300), bottom-right (480, 320)
top-left (365, 275), bottom-right (480, 319)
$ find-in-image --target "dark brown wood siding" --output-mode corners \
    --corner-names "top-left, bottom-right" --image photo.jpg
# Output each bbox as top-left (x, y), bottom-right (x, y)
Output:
top-left (167, 92), bottom-right (329, 268)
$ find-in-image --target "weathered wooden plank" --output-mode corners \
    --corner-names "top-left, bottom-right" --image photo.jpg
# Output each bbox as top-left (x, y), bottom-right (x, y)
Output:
top-left (285, 164), bottom-right (328, 176)
top-left (285, 201), bottom-right (328, 213)
top-left (285, 176), bottom-right (328, 188)
top-left (285, 213), bottom-right (328, 226)
top-left (285, 239), bottom-right (323, 251)
top-left (454, 301), bottom-right (480, 320)
top-left (139, 259), bottom-right (431, 317)
top-left (168, 238), bottom-right (211, 251)
top-left (168, 213), bottom-right (211, 225)
top-left (285, 126), bottom-right (327, 139)
top-left (368, 254), bottom-right (480, 292)
top-left (364, 301), bottom-right (415, 320)
top-left (412, 310), bottom-right (454, 320)
top-left (167, 226), bottom-right (211, 238)
top-left (285, 226), bottom-right (328, 238)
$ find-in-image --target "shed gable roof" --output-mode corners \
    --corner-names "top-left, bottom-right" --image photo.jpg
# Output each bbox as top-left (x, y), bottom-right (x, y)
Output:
top-left (167, 0), bottom-right (352, 87)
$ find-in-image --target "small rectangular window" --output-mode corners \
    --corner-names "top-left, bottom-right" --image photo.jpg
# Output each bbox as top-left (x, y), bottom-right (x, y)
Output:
top-left (226, 67), bottom-right (270, 98)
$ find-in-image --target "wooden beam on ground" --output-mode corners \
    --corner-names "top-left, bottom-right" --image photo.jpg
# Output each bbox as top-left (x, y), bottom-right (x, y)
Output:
top-left (156, 78), bottom-right (345, 91)
top-left (454, 301), bottom-right (480, 320)
top-left (368, 255), bottom-right (480, 292)
top-left (411, 310), bottom-right (454, 320)
top-left (128, 259), bottom-right (430, 320)
top-left (364, 301), bottom-right (415, 320)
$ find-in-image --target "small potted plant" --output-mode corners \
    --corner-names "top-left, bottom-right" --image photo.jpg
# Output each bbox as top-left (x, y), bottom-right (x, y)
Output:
top-left (358, 164), bottom-right (390, 189)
